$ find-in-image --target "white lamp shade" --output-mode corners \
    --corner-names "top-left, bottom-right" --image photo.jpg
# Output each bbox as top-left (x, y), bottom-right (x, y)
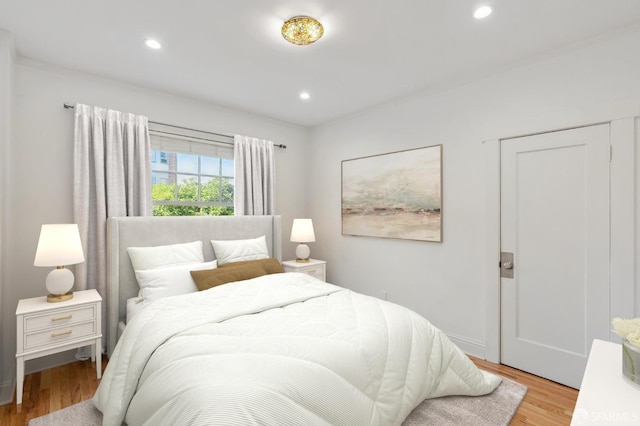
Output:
top-left (290, 219), bottom-right (316, 243)
top-left (34, 224), bottom-right (85, 267)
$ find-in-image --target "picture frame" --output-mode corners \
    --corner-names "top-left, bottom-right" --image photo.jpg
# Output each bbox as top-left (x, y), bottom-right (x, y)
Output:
top-left (341, 144), bottom-right (442, 242)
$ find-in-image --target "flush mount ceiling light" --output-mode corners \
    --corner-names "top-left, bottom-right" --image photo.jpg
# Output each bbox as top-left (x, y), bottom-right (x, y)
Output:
top-left (282, 16), bottom-right (324, 45)
top-left (145, 39), bottom-right (162, 49)
top-left (300, 92), bottom-right (311, 100)
top-left (473, 5), bottom-right (493, 19)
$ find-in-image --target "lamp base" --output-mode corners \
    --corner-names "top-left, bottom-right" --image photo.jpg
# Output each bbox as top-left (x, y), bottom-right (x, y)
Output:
top-left (295, 243), bottom-right (311, 263)
top-left (47, 292), bottom-right (73, 303)
top-left (45, 267), bottom-right (75, 302)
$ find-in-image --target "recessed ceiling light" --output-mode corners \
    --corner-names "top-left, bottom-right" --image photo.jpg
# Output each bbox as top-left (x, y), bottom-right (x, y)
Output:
top-left (145, 39), bottom-right (162, 50)
top-left (300, 92), bottom-right (311, 100)
top-left (473, 6), bottom-right (493, 19)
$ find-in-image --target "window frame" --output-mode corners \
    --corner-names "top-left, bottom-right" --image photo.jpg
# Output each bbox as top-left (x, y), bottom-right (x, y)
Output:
top-left (151, 153), bottom-right (234, 208)
top-left (149, 125), bottom-right (235, 214)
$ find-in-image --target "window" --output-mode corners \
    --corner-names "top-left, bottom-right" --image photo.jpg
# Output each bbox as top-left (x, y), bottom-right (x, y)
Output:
top-left (150, 126), bottom-right (234, 216)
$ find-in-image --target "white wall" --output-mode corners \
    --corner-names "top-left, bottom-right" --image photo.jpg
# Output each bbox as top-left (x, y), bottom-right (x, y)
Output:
top-left (308, 29), bottom-right (640, 356)
top-left (0, 29), bottom-right (15, 404)
top-left (0, 58), bottom-right (310, 399)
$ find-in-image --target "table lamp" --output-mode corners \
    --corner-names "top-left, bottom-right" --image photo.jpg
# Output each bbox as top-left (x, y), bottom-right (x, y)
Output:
top-left (34, 224), bottom-right (85, 302)
top-left (290, 218), bottom-right (315, 263)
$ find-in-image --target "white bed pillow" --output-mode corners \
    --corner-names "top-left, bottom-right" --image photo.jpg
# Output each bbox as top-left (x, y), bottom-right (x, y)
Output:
top-left (127, 241), bottom-right (204, 271)
top-left (134, 260), bottom-right (217, 305)
top-left (211, 235), bottom-right (269, 265)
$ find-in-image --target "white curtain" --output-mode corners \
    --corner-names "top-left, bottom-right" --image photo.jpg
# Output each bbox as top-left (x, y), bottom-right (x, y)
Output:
top-left (73, 104), bottom-right (152, 351)
top-left (234, 135), bottom-right (276, 215)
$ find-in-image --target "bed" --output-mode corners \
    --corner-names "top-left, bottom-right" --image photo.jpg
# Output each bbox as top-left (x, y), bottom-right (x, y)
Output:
top-left (96, 215), bottom-right (500, 426)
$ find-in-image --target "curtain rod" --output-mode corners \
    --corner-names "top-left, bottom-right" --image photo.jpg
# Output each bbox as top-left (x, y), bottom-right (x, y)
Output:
top-left (63, 103), bottom-right (287, 149)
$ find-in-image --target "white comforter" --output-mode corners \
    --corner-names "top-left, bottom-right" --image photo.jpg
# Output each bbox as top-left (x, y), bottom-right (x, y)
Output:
top-left (94, 273), bottom-right (500, 426)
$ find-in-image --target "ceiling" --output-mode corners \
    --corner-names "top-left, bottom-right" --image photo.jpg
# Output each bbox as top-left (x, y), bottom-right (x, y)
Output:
top-left (1, 1), bottom-right (640, 127)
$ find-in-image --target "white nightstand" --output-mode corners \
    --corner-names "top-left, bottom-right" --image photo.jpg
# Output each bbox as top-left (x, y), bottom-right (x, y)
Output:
top-left (15, 289), bottom-right (102, 405)
top-left (571, 339), bottom-right (640, 424)
top-left (282, 259), bottom-right (326, 282)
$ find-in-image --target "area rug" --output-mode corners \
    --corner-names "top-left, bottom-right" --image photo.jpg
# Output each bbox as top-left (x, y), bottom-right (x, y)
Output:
top-left (29, 376), bottom-right (526, 426)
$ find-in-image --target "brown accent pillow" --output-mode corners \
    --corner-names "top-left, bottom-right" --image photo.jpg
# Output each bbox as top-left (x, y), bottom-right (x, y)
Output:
top-left (190, 265), bottom-right (267, 291)
top-left (218, 258), bottom-right (285, 274)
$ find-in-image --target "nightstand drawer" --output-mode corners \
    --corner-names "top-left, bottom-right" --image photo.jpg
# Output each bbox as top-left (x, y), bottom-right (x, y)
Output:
top-left (281, 259), bottom-right (326, 282)
top-left (24, 305), bottom-right (96, 332)
top-left (302, 268), bottom-right (324, 281)
top-left (24, 321), bottom-right (97, 350)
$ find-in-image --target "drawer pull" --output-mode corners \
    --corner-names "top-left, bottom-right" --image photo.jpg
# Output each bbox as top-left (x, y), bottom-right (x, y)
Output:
top-left (51, 330), bottom-right (72, 337)
top-left (307, 269), bottom-right (316, 274)
top-left (51, 315), bottom-right (72, 322)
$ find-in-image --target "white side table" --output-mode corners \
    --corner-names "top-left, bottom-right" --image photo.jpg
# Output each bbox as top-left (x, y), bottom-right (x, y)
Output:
top-left (282, 259), bottom-right (326, 282)
top-left (571, 339), bottom-right (640, 425)
top-left (15, 289), bottom-right (102, 405)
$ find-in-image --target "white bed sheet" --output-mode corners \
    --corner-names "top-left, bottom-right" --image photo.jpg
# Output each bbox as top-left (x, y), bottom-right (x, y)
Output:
top-left (95, 273), bottom-right (500, 426)
top-left (125, 297), bottom-right (144, 324)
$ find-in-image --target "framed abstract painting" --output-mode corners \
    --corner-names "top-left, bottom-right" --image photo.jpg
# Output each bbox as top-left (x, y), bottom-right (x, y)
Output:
top-left (341, 145), bottom-right (442, 242)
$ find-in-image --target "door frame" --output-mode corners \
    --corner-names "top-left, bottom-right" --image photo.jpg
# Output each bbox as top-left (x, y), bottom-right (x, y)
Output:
top-left (482, 115), bottom-right (637, 364)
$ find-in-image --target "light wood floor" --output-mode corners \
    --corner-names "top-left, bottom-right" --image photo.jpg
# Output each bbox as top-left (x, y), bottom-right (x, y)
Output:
top-left (472, 357), bottom-right (578, 425)
top-left (0, 355), bottom-right (578, 425)
top-left (0, 356), bottom-right (108, 426)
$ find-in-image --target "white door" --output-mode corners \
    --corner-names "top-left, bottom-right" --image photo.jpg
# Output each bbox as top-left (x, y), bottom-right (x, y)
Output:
top-left (500, 124), bottom-right (610, 389)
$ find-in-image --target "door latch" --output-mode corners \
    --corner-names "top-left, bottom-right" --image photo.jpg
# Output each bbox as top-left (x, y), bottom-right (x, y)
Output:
top-left (500, 252), bottom-right (514, 278)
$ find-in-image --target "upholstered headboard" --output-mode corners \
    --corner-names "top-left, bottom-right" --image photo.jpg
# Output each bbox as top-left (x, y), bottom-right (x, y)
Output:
top-left (106, 215), bottom-right (282, 356)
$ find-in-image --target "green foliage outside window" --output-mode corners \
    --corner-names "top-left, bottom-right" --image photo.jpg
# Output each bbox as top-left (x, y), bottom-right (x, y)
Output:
top-left (152, 176), bottom-right (234, 216)
top-left (152, 205), bottom-right (234, 216)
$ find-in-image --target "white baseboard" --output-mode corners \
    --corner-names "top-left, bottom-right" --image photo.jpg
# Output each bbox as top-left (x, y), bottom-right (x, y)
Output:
top-left (446, 332), bottom-right (486, 359)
